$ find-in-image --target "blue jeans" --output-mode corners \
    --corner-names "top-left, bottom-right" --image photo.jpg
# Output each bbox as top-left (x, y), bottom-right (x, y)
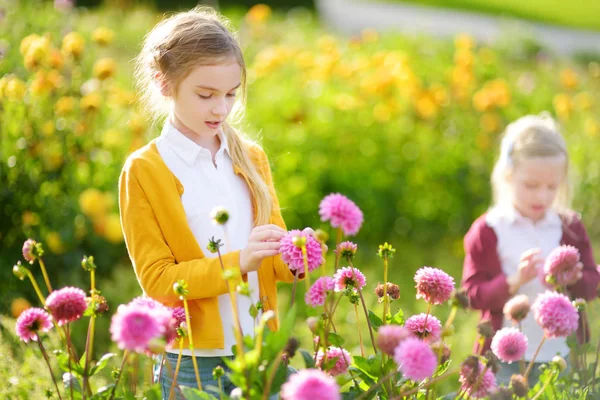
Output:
top-left (153, 352), bottom-right (285, 400)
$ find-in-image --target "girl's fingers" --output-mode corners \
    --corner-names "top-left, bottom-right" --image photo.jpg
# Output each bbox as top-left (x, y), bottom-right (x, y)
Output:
top-left (254, 249), bottom-right (281, 259)
top-left (251, 229), bottom-right (285, 242)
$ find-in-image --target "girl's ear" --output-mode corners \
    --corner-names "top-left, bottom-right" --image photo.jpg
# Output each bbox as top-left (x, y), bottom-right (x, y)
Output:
top-left (154, 72), bottom-right (171, 97)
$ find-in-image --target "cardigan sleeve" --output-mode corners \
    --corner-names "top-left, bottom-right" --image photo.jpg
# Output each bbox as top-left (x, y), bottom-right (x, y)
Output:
top-left (118, 165), bottom-right (243, 303)
top-left (566, 216), bottom-right (600, 301)
top-left (252, 145), bottom-right (297, 284)
top-left (462, 215), bottom-right (511, 312)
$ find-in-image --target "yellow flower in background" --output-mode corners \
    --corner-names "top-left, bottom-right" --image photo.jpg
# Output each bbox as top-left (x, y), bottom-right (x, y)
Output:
top-left (317, 35), bottom-right (338, 53)
top-left (92, 27), bottom-right (115, 46)
top-left (454, 49), bottom-right (473, 68)
top-left (11, 298), bottom-right (32, 318)
top-left (127, 114), bottom-right (148, 136)
top-left (42, 140), bottom-right (64, 171)
top-left (20, 33), bottom-right (41, 56)
top-left (81, 92), bottom-right (101, 112)
top-left (5, 76), bottom-right (27, 100)
top-left (553, 93), bottom-right (572, 120)
top-left (48, 49), bottom-right (64, 70)
top-left (430, 83), bottom-right (448, 106)
top-left (55, 96), bottom-right (76, 115)
top-left (102, 129), bottom-right (123, 149)
top-left (472, 79), bottom-right (510, 112)
top-left (23, 35), bottom-right (51, 70)
top-left (61, 31), bottom-right (85, 60)
top-left (22, 211), bottom-right (40, 226)
top-left (414, 90), bottom-right (439, 120)
top-left (560, 68), bottom-right (578, 90)
top-left (79, 188), bottom-right (107, 219)
top-left (30, 70), bottom-right (52, 96)
top-left (454, 33), bottom-right (475, 50)
top-left (361, 28), bottom-right (379, 43)
top-left (574, 92), bottom-right (593, 111)
top-left (45, 231), bottom-right (66, 254)
top-left (41, 121), bottom-right (55, 137)
top-left (108, 87), bottom-right (136, 107)
top-left (246, 4), bottom-right (271, 24)
top-left (472, 90), bottom-right (492, 112)
top-left (584, 118), bottom-right (598, 138)
top-left (334, 93), bottom-right (360, 111)
top-left (93, 58), bottom-right (117, 80)
top-left (104, 213), bottom-right (124, 244)
top-left (480, 112), bottom-right (502, 133)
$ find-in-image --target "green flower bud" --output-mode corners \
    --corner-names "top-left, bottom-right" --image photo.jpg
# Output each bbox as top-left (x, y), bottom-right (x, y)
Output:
top-left (173, 280), bottom-right (189, 297)
top-left (314, 229), bottom-right (329, 243)
top-left (292, 235), bottom-right (307, 248)
top-left (377, 242), bottom-right (396, 259)
top-left (207, 236), bottom-right (223, 254)
top-left (213, 366), bottom-right (225, 380)
top-left (81, 255), bottom-right (97, 271)
top-left (13, 261), bottom-right (29, 280)
top-left (210, 206), bottom-right (230, 225)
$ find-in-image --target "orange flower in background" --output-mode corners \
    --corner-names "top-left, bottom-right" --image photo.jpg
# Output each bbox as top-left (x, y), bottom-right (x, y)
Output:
top-left (22, 211), bottom-right (40, 226)
top-left (414, 90), bottom-right (439, 120)
top-left (92, 26), bottom-right (115, 46)
top-left (246, 4), bottom-right (271, 25)
top-left (454, 33), bottom-right (475, 50)
top-left (480, 112), bottom-right (502, 133)
top-left (11, 298), bottom-right (32, 318)
top-left (553, 93), bottom-right (572, 120)
top-left (560, 68), bottom-right (578, 90)
top-left (472, 79), bottom-right (510, 112)
top-left (81, 92), bottom-right (101, 112)
top-left (61, 31), bottom-right (85, 60)
top-left (45, 231), bottom-right (66, 254)
top-left (93, 58), bottom-right (117, 80)
top-left (454, 49), bottom-right (473, 69)
top-left (48, 49), bottom-right (64, 70)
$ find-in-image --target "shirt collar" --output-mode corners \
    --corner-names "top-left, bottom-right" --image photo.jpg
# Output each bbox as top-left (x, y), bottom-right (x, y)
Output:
top-left (502, 204), bottom-right (562, 228)
top-left (160, 121), bottom-right (230, 166)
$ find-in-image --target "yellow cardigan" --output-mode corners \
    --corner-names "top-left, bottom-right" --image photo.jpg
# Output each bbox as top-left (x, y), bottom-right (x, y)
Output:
top-left (118, 139), bottom-right (296, 349)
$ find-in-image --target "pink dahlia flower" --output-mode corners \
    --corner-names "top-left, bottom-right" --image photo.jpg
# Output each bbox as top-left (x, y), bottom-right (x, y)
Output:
top-left (16, 307), bottom-right (53, 342)
top-left (532, 290), bottom-right (579, 338)
top-left (281, 368), bottom-right (341, 400)
top-left (543, 245), bottom-right (581, 286)
top-left (377, 325), bottom-right (413, 355)
top-left (316, 346), bottom-right (352, 376)
top-left (490, 327), bottom-right (528, 363)
top-left (280, 230), bottom-right (323, 272)
top-left (333, 267), bottom-right (366, 291)
top-left (45, 287), bottom-right (87, 326)
top-left (393, 337), bottom-right (437, 381)
top-left (319, 193), bottom-right (363, 236)
top-left (404, 313), bottom-right (442, 344)
top-left (414, 267), bottom-right (455, 305)
top-left (306, 277), bottom-right (335, 307)
top-left (459, 360), bottom-right (497, 399)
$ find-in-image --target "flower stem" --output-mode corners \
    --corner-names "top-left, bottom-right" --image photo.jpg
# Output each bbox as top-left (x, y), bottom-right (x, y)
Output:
top-left (333, 227), bottom-right (342, 273)
top-left (38, 257), bottom-right (53, 293)
top-left (290, 273), bottom-right (298, 308)
top-left (354, 304), bottom-right (365, 357)
top-left (169, 340), bottom-right (184, 400)
top-left (262, 349), bottom-right (284, 400)
top-left (183, 298), bottom-right (203, 391)
top-left (109, 350), bottom-right (129, 400)
top-left (301, 244), bottom-right (311, 293)
top-left (26, 270), bottom-right (46, 306)
top-left (383, 257), bottom-right (389, 324)
top-left (443, 305), bottom-right (457, 331)
top-left (66, 324), bottom-right (74, 400)
top-left (389, 369), bottom-right (459, 399)
top-left (216, 248), bottom-right (245, 361)
top-left (83, 269), bottom-right (96, 398)
top-left (525, 335), bottom-right (547, 380)
top-left (39, 339), bottom-right (63, 400)
top-left (348, 260), bottom-right (377, 354)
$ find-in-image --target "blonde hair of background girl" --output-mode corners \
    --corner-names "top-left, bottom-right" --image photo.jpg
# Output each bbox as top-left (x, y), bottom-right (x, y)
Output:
top-left (134, 6), bottom-right (273, 225)
top-left (490, 113), bottom-right (572, 216)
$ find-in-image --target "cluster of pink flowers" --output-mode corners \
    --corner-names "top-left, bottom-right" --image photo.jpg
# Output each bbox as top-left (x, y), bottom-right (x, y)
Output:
top-left (543, 245), bottom-right (581, 286)
top-left (393, 337), bottom-right (437, 381)
top-left (376, 325), bottom-right (413, 355)
top-left (110, 296), bottom-right (178, 354)
top-left (280, 230), bottom-right (323, 272)
top-left (281, 369), bottom-right (340, 400)
top-left (459, 359), bottom-right (497, 399)
top-left (46, 287), bottom-right (88, 326)
top-left (306, 277), bottom-right (335, 307)
top-left (490, 327), bottom-right (528, 363)
top-left (315, 347), bottom-right (352, 376)
top-left (319, 193), bottom-right (363, 236)
top-left (404, 313), bottom-right (442, 344)
top-left (414, 267), bottom-right (455, 305)
top-left (532, 291), bottom-right (579, 338)
top-left (333, 267), bottom-right (366, 291)
top-left (15, 307), bottom-right (53, 343)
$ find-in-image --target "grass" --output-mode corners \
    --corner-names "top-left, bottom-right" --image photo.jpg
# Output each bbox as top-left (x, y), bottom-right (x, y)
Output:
top-left (383, 0), bottom-right (600, 31)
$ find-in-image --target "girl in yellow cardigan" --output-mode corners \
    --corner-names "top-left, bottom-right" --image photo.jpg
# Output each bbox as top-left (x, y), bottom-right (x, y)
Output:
top-left (118, 6), bottom-right (297, 398)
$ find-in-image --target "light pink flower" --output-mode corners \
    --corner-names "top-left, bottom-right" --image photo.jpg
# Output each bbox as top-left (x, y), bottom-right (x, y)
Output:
top-left (316, 347), bottom-right (352, 376)
top-left (46, 287), bottom-right (87, 326)
top-left (305, 277), bottom-right (335, 307)
top-left (543, 245), bottom-right (581, 286)
top-left (532, 291), bottom-right (579, 338)
top-left (15, 307), bottom-right (53, 342)
top-left (335, 241), bottom-right (358, 260)
top-left (414, 267), bottom-right (455, 305)
top-left (404, 313), bottom-right (442, 344)
top-left (333, 267), bottom-right (366, 291)
top-left (22, 239), bottom-right (37, 263)
top-left (459, 360), bottom-right (497, 399)
top-left (503, 294), bottom-right (530, 324)
top-left (280, 230), bottom-right (323, 272)
top-left (281, 368), bottom-right (341, 400)
top-left (377, 325), bottom-right (413, 355)
top-left (319, 193), bottom-right (363, 236)
top-left (393, 337), bottom-right (437, 381)
top-left (491, 328), bottom-right (528, 363)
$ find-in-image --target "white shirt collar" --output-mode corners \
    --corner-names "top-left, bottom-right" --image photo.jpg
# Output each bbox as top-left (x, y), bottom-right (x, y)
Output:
top-left (160, 121), bottom-right (230, 166)
top-left (498, 204), bottom-right (562, 228)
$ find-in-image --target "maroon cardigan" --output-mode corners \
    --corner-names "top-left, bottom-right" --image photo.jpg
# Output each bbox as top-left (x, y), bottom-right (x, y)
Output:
top-left (462, 212), bottom-right (599, 353)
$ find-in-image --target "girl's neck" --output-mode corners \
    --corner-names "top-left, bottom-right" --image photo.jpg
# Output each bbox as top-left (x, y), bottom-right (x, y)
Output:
top-left (170, 115), bottom-right (221, 158)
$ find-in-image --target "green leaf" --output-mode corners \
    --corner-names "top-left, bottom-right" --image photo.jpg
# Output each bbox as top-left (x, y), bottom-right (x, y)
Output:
top-left (348, 367), bottom-right (376, 387)
top-left (90, 385), bottom-right (114, 400)
top-left (368, 311), bottom-right (383, 332)
top-left (387, 308), bottom-right (404, 325)
top-left (327, 332), bottom-right (345, 347)
top-left (351, 355), bottom-right (382, 379)
top-left (143, 384), bottom-right (162, 400)
top-left (180, 386), bottom-right (219, 399)
top-left (89, 353), bottom-right (116, 377)
top-left (299, 349), bottom-right (316, 368)
top-left (62, 372), bottom-right (83, 400)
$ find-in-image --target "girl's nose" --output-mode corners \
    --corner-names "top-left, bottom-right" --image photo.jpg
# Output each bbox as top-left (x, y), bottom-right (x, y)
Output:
top-left (212, 98), bottom-right (228, 116)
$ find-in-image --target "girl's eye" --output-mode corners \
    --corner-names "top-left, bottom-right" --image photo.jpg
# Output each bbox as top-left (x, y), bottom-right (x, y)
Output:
top-left (198, 94), bottom-right (212, 99)
top-left (226, 92), bottom-right (237, 98)
top-left (525, 183), bottom-right (538, 189)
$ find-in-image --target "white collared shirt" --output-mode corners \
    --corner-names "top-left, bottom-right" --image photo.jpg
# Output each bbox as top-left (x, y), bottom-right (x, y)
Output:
top-left (156, 121), bottom-right (259, 356)
top-left (486, 205), bottom-right (568, 362)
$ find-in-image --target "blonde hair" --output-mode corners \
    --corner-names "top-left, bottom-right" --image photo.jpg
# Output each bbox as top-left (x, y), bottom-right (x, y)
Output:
top-left (134, 6), bottom-right (272, 225)
top-left (491, 113), bottom-right (571, 213)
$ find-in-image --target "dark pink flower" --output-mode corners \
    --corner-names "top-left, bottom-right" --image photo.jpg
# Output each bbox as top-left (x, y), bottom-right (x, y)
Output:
top-left (333, 267), bottom-right (366, 291)
top-left (532, 291), bottom-right (579, 338)
top-left (319, 193), bottom-right (363, 236)
top-left (316, 347), bottom-right (352, 376)
top-left (172, 306), bottom-right (187, 327)
top-left (491, 328), bottom-right (528, 363)
top-left (305, 277), bottom-right (335, 307)
top-left (405, 313), bottom-right (442, 344)
top-left (377, 325), bottom-right (413, 355)
top-left (393, 337), bottom-right (437, 381)
top-left (280, 230), bottom-right (323, 272)
top-left (414, 267), bottom-right (455, 305)
top-left (459, 360), bottom-right (497, 399)
top-left (45, 287), bottom-right (87, 326)
top-left (543, 245), bottom-right (581, 286)
top-left (281, 368), bottom-right (341, 400)
top-left (15, 307), bottom-right (53, 342)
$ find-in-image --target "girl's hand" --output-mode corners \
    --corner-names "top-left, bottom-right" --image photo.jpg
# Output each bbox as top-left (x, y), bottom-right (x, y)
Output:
top-left (240, 224), bottom-right (286, 274)
top-left (508, 248), bottom-right (543, 294)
